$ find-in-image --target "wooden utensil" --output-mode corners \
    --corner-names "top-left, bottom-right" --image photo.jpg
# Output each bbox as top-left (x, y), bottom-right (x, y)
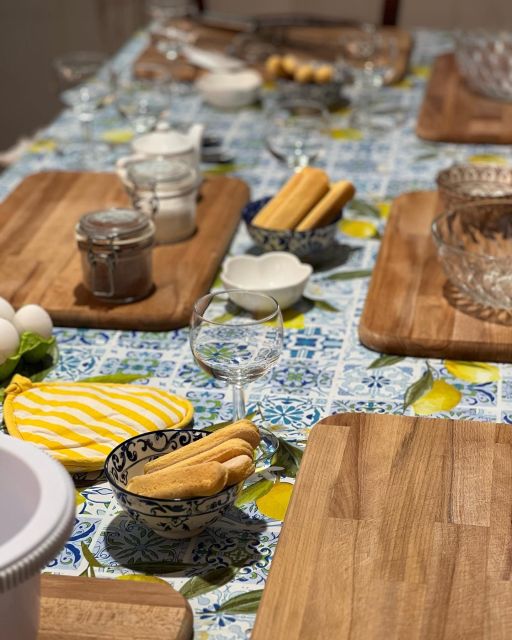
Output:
top-left (359, 190), bottom-right (512, 363)
top-left (416, 53), bottom-right (512, 144)
top-left (0, 171), bottom-right (249, 331)
top-left (253, 412), bottom-right (512, 640)
top-left (39, 574), bottom-right (192, 639)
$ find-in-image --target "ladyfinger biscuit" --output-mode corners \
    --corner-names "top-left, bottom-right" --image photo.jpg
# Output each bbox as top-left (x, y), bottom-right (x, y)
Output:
top-left (172, 438), bottom-right (254, 470)
top-left (314, 64), bottom-right (334, 84)
top-left (295, 180), bottom-right (356, 230)
top-left (251, 171), bottom-right (305, 228)
top-left (144, 420), bottom-right (260, 474)
top-left (222, 454), bottom-right (255, 485)
top-left (262, 167), bottom-right (330, 230)
top-left (127, 461), bottom-right (228, 499)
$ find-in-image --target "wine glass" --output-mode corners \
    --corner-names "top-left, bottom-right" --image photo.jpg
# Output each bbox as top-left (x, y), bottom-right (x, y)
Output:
top-left (337, 25), bottom-right (398, 132)
top-left (54, 51), bottom-right (111, 167)
top-left (264, 99), bottom-right (329, 171)
top-left (116, 79), bottom-right (172, 135)
top-left (190, 290), bottom-right (284, 460)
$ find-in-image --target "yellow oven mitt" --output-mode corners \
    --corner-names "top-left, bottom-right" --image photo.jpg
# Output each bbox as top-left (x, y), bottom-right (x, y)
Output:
top-left (4, 375), bottom-right (193, 472)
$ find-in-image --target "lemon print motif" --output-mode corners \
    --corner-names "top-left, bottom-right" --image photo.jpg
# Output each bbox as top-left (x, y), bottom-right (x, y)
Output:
top-left (468, 154), bottom-right (508, 165)
top-left (340, 219), bottom-right (379, 238)
top-left (445, 361), bottom-right (500, 383)
top-left (412, 380), bottom-right (461, 416)
top-left (117, 574), bottom-right (169, 585)
top-left (256, 481), bottom-right (294, 520)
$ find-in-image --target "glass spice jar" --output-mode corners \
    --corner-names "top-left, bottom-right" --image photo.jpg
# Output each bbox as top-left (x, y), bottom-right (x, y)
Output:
top-left (125, 157), bottom-right (199, 244)
top-left (76, 208), bottom-right (155, 303)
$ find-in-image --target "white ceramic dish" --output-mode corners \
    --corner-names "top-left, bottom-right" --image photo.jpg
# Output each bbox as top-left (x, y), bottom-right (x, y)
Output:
top-left (221, 252), bottom-right (312, 310)
top-left (0, 435), bottom-right (75, 640)
top-left (196, 69), bottom-right (262, 109)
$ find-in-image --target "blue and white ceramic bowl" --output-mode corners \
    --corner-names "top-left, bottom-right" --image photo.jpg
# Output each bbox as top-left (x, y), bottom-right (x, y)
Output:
top-left (105, 429), bottom-right (240, 539)
top-left (243, 197), bottom-right (342, 258)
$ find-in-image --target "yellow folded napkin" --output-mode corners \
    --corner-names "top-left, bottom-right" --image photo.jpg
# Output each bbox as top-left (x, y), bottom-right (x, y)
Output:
top-left (4, 375), bottom-right (193, 472)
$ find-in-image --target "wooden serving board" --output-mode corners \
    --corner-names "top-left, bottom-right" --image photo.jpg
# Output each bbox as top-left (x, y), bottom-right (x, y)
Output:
top-left (416, 53), bottom-right (512, 144)
top-left (136, 21), bottom-right (412, 86)
top-left (358, 190), bottom-right (512, 363)
top-left (0, 171), bottom-right (249, 330)
top-left (253, 412), bottom-right (512, 640)
top-left (39, 574), bottom-right (193, 639)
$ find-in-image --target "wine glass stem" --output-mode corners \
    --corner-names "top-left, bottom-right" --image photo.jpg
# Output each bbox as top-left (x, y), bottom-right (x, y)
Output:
top-left (232, 384), bottom-right (246, 421)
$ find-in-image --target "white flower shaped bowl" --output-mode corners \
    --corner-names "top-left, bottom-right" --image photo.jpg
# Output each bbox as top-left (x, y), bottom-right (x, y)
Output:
top-left (221, 252), bottom-right (313, 311)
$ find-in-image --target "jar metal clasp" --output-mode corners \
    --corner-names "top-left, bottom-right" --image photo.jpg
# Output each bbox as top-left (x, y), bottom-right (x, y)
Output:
top-left (86, 239), bottom-right (117, 298)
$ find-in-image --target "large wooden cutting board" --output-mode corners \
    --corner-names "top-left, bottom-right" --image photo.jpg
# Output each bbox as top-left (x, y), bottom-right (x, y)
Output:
top-left (416, 53), bottom-right (512, 144)
top-left (0, 171), bottom-right (249, 330)
top-left (136, 21), bottom-right (412, 86)
top-left (253, 412), bottom-right (512, 640)
top-left (39, 574), bottom-right (192, 639)
top-left (358, 190), bottom-right (512, 363)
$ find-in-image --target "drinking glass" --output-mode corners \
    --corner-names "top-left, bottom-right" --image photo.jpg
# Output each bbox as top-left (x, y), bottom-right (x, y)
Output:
top-left (338, 25), bottom-right (398, 132)
top-left (147, 0), bottom-right (197, 62)
top-left (190, 291), bottom-right (284, 460)
top-left (54, 51), bottom-right (111, 167)
top-left (116, 80), bottom-right (171, 134)
top-left (264, 99), bottom-right (329, 171)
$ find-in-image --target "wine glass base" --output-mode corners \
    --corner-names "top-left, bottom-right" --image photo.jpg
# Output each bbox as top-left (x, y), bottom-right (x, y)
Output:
top-left (61, 141), bottom-right (111, 169)
top-left (255, 426), bottom-right (279, 468)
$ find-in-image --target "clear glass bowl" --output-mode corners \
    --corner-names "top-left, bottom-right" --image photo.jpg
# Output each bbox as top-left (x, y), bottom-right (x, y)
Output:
top-left (436, 163), bottom-right (512, 209)
top-left (432, 200), bottom-right (512, 309)
top-left (455, 30), bottom-right (512, 101)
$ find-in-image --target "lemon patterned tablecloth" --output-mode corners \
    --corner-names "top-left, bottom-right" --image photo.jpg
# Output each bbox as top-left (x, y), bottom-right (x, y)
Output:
top-left (1, 28), bottom-right (512, 640)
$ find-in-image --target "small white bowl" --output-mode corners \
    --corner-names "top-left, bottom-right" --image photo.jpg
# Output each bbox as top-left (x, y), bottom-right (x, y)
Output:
top-left (221, 252), bottom-right (312, 310)
top-left (196, 69), bottom-right (262, 109)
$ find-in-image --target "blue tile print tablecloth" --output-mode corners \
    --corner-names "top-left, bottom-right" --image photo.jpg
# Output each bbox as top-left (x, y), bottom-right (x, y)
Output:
top-left (2, 29), bottom-right (512, 640)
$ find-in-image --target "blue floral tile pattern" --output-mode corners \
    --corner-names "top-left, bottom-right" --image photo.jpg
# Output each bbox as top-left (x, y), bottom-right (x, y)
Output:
top-left (1, 26), bottom-right (511, 640)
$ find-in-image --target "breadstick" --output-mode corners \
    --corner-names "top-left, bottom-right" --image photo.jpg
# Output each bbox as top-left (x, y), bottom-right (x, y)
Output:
top-left (252, 171), bottom-right (305, 228)
top-left (127, 461), bottom-right (228, 499)
top-left (144, 420), bottom-right (260, 474)
top-left (295, 180), bottom-right (356, 230)
top-left (171, 438), bottom-right (254, 470)
top-left (222, 455), bottom-right (255, 485)
top-left (263, 167), bottom-right (330, 230)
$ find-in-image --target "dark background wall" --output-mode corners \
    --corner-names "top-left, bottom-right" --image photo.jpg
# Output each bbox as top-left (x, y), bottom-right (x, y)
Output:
top-left (0, 0), bottom-right (146, 151)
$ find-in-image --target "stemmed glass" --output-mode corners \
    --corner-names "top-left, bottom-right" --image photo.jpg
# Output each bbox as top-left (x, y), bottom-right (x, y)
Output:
top-left (264, 99), bottom-right (329, 171)
top-left (54, 51), bottom-right (111, 167)
top-left (190, 290), bottom-right (284, 460)
top-left (338, 25), bottom-right (398, 132)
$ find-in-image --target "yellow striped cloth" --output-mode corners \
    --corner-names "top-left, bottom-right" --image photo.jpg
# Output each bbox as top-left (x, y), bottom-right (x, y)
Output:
top-left (4, 375), bottom-right (193, 472)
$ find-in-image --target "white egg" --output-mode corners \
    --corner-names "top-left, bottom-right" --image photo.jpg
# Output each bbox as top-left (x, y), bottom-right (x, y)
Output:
top-left (0, 318), bottom-right (20, 363)
top-left (13, 304), bottom-right (53, 339)
top-left (0, 297), bottom-right (15, 322)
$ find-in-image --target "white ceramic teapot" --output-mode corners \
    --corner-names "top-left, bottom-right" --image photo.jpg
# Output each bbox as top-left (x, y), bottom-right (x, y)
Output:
top-left (116, 124), bottom-right (204, 180)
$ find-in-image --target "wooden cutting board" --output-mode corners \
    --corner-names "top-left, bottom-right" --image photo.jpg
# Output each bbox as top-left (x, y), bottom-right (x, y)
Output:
top-left (0, 171), bottom-right (249, 330)
top-left (136, 21), bottom-right (412, 86)
top-left (416, 53), bottom-right (512, 144)
top-left (358, 190), bottom-right (512, 363)
top-left (253, 412), bottom-right (512, 640)
top-left (39, 574), bottom-right (193, 639)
